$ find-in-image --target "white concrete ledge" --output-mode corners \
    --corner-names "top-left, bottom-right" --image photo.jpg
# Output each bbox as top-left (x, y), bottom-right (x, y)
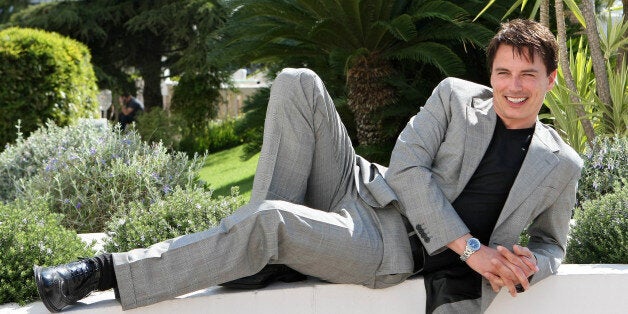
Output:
top-left (5, 264), bottom-right (628, 314)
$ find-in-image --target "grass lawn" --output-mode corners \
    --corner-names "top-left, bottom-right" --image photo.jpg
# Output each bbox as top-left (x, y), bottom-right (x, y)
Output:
top-left (199, 144), bottom-right (259, 201)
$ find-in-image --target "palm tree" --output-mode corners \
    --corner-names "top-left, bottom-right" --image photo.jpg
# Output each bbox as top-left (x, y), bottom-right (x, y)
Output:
top-left (219, 0), bottom-right (493, 145)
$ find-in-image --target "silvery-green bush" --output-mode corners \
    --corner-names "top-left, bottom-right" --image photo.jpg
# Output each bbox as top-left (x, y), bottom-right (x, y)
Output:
top-left (0, 197), bottom-right (94, 305)
top-left (577, 135), bottom-right (628, 205)
top-left (0, 120), bottom-right (107, 201)
top-left (1, 120), bottom-right (205, 232)
top-left (104, 186), bottom-right (244, 252)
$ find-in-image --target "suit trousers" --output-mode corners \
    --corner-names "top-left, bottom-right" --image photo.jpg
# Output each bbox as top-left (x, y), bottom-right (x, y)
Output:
top-left (112, 68), bottom-right (386, 310)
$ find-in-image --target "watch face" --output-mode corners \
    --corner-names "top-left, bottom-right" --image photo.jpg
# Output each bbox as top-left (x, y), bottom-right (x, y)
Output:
top-left (468, 238), bottom-right (481, 251)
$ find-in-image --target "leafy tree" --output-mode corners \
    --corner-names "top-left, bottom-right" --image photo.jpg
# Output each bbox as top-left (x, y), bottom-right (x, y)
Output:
top-left (8, 0), bottom-right (228, 115)
top-left (217, 0), bottom-right (494, 146)
top-left (0, 0), bottom-right (28, 24)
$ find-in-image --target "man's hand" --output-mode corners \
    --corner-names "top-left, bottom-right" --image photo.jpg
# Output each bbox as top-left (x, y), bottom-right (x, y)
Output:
top-left (447, 235), bottom-right (538, 297)
top-left (480, 245), bottom-right (538, 296)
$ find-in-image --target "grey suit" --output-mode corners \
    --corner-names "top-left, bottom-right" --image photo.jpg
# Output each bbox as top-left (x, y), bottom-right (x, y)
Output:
top-left (112, 69), bottom-right (582, 313)
top-left (385, 77), bottom-right (583, 312)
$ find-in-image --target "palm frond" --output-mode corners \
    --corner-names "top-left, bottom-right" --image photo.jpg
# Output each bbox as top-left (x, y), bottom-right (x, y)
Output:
top-left (387, 42), bottom-right (465, 76)
top-left (377, 14), bottom-right (417, 42)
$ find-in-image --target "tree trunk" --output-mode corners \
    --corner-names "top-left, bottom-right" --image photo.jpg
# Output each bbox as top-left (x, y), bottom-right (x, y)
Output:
top-left (555, 0), bottom-right (596, 147)
top-left (346, 55), bottom-right (396, 146)
top-left (139, 57), bottom-right (163, 113)
top-left (136, 35), bottom-right (164, 113)
top-left (540, 0), bottom-right (550, 28)
top-left (580, 0), bottom-right (613, 125)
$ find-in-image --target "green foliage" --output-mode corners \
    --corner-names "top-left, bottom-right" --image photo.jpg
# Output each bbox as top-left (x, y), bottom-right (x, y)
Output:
top-left (217, 0), bottom-right (494, 77)
top-left (179, 119), bottom-right (243, 155)
top-left (577, 135), bottom-right (628, 205)
top-left (0, 0), bottom-right (30, 24)
top-left (135, 109), bottom-right (188, 151)
top-left (0, 197), bottom-right (94, 305)
top-left (598, 58), bottom-right (628, 136)
top-left (170, 72), bottom-right (223, 126)
top-left (543, 37), bottom-right (595, 153)
top-left (104, 186), bottom-right (244, 252)
top-left (565, 184), bottom-right (628, 264)
top-left (236, 87), bottom-right (270, 157)
top-left (1, 120), bottom-right (205, 232)
top-left (0, 27), bottom-right (99, 147)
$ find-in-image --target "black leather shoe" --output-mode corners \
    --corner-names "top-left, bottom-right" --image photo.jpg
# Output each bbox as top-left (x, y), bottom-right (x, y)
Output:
top-left (220, 264), bottom-right (307, 289)
top-left (33, 259), bottom-right (101, 312)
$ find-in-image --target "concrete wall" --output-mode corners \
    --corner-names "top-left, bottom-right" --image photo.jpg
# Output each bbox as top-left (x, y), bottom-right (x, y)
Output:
top-left (6, 264), bottom-right (628, 314)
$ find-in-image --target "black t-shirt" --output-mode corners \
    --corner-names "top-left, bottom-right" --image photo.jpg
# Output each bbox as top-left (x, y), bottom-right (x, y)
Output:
top-left (422, 116), bottom-right (534, 272)
top-left (421, 117), bottom-right (535, 313)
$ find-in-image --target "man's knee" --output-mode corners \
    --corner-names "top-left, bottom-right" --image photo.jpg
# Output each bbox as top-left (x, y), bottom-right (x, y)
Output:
top-left (273, 68), bottom-right (321, 93)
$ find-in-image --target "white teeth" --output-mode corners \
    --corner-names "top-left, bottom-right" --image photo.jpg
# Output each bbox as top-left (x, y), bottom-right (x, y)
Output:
top-left (507, 97), bottom-right (526, 103)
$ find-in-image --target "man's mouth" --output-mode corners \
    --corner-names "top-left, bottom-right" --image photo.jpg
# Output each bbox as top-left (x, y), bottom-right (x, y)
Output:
top-left (506, 97), bottom-right (527, 104)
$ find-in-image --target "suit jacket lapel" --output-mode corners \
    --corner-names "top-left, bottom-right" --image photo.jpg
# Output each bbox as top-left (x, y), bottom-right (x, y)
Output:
top-left (457, 99), bottom-right (495, 193)
top-left (494, 121), bottom-right (560, 228)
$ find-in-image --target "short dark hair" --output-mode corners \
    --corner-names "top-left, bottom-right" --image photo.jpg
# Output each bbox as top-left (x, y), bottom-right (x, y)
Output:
top-left (122, 91), bottom-right (132, 97)
top-left (486, 19), bottom-right (558, 75)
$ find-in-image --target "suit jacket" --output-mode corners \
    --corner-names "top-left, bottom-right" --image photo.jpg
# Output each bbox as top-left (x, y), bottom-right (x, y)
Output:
top-left (357, 77), bottom-right (583, 311)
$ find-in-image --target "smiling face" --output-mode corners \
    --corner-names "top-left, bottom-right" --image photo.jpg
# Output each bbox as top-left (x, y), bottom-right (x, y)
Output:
top-left (490, 44), bottom-right (557, 129)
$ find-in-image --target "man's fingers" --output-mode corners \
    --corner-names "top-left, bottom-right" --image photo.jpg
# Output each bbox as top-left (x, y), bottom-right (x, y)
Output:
top-left (494, 248), bottom-right (531, 290)
top-left (498, 246), bottom-right (536, 279)
top-left (491, 259), bottom-right (518, 297)
top-left (483, 272), bottom-right (502, 293)
top-left (513, 245), bottom-right (539, 272)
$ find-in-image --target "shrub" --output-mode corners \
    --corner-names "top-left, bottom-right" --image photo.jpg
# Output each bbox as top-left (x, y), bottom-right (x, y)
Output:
top-left (0, 120), bottom-right (108, 201)
top-left (170, 72), bottom-right (222, 126)
top-left (134, 109), bottom-right (188, 151)
top-left (235, 88), bottom-right (270, 157)
top-left (104, 186), bottom-right (244, 252)
top-left (179, 119), bottom-right (243, 155)
top-left (0, 197), bottom-right (94, 305)
top-left (0, 27), bottom-right (99, 148)
top-left (2, 120), bottom-right (205, 232)
top-left (565, 184), bottom-right (628, 264)
top-left (577, 135), bottom-right (628, 205)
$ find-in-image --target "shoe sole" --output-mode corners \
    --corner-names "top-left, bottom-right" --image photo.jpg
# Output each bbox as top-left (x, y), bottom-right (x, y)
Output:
top-left (33, 265), bottom-right (63, 313)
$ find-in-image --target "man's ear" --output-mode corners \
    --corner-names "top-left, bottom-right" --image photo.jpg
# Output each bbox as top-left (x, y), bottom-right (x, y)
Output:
top-left (547, 69), bottom-right (558, 90)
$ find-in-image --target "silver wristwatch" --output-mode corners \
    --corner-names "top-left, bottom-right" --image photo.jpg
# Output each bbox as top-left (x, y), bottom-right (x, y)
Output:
top-left (460, 237), bottom-right (481, 262)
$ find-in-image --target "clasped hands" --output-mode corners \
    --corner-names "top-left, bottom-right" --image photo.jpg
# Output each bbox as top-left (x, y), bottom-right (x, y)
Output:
top-left (465, 244), bottom-right (538, 297)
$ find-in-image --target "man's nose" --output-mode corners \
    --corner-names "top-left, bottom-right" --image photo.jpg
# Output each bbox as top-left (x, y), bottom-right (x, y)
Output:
top-left (510, 77), bottom-right (523, 90)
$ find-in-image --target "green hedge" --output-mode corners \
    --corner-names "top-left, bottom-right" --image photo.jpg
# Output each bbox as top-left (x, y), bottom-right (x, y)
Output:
top-left (566, 184), bottom-right (628, 264)
top-left (0, 27), bottom-right (99, 148)
top-left (0, 197), bottom-right (94, 305)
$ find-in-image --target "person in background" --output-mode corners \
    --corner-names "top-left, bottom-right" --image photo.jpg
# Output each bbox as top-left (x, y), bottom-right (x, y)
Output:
top-left (118, 92), bottom-right (144, 130)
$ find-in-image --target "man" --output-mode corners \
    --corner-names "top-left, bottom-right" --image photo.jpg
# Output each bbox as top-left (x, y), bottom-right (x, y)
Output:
top-left (34, 19), bottom-right (582, 313)
top-left (118, 92), bottom-right (144, 130)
